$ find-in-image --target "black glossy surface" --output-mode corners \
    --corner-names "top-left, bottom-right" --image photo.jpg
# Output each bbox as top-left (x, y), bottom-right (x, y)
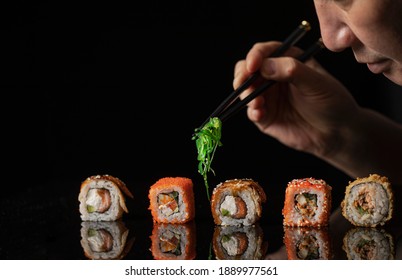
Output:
top-left (1, 178), bottom-right (401, 260)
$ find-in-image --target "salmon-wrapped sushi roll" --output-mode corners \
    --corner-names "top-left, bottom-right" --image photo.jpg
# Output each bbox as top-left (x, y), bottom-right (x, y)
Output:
top-left (284, 226), bottom-right (332, 260)
top-left (283, 178), bottom-right (332, 227)
top-left (211, 179), bottom-right (266, 226)
top-left (148, 177), bottom-right (195, 224)
top-left (79, 175), bottom-right (134, 221)
top-left (212, 224), bottom-right (267, 260)
top-left (342, 227), bottom-right (395, 260)
top-left (150, 222), bottom-right (196, 260)
top-left (341, 174), bottom-right (394, 227)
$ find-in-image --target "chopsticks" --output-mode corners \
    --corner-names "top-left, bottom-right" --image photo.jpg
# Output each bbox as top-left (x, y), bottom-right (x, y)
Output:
top-left (196, 20), bottom-right (324, 130)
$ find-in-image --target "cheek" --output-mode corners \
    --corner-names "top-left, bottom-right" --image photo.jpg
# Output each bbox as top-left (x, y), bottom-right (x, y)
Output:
top-left (350, 1), bottom-right (402, 56)
top-left (349, 6), bottom-right (401, 53)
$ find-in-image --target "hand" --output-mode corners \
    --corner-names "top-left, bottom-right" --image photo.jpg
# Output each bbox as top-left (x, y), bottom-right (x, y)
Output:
top-left (234, 41), bottom-right (359, 158)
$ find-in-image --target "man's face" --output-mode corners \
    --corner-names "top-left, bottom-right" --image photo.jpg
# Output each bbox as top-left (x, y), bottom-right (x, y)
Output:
top-left (314, 0), bottom-right (402, 85)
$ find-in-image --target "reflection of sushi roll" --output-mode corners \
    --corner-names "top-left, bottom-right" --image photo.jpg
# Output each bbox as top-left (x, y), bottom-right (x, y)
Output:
top-left (212, 224), bottom-right (267, 260)
top-left (284, 226), bottom-right (332, 260)
top-left (80, 221), bottom-right (135, 260)
top-left (148, 177), bottom-right (195, 224)
top-left (343, 227), bottom-right (394, 260)
top-left (282, 178), bottom-right (332, 227)
top-left (211, 179), bottom-right (266, 226)
top-left (79, 175), bottom-right (134, 221)
top-left (150, 222), bottom-right (196, 260)
top-left (341, 174), bottom-right (394, 227)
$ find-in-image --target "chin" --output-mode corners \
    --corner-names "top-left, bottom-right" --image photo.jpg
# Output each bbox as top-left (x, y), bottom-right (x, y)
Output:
top-left (383, 69), bottom-right (402, 86)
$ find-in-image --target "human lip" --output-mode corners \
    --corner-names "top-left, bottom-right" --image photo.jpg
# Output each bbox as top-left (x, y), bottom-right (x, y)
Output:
top-left (366, 59), bottom-right (390, 74)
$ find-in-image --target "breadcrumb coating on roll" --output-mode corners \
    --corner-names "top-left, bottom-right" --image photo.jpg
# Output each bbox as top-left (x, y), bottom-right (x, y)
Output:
top-left (341, 174), bottom-right (394, 227)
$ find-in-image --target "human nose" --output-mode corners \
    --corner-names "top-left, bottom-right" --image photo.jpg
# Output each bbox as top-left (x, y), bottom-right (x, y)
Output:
top-left (314, 3), bottom-right (356, 52)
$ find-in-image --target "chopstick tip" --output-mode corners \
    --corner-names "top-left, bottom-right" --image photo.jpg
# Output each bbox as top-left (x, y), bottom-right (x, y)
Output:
top-left (301, 20), bottom-right (311, 31)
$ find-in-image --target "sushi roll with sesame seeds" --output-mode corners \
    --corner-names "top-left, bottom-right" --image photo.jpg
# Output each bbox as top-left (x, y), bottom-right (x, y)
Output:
top-left (282, 178), bottom-right (332, 227)
top-left (211, 179), bottom-right (266, 226)
top-left (341, 174), bottom-right (394, 227)
top-left (148, 177), bottom-right (195, 224)
top-left (79, 175), bottom-right (134, 221)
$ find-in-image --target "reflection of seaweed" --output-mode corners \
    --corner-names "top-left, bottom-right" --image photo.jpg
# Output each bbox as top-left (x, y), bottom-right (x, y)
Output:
top-left (343, 227), bottom-right (394, 260)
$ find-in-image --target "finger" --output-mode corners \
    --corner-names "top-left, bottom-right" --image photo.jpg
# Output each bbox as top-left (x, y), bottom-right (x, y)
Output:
top-left (247, 97), bottom-right (267, 122)
top-left (245, 41), bottom-right (303, 73)
top-left (245, 41), bottom-right (281, 73)
top-left (233, 59), bottom-right (267, 93)
top-left (233, 60), bottom-right (248, 89)
top-left (246, 94), bottom-right (265, 110)
top-left (259, 57), bottom-right (325, 94)
top-left (233, 59), bottom-right (266, 112)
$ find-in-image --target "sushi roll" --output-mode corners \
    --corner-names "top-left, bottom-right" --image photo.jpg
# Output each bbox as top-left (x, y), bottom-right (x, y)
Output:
top-left (150, 221), bottom-right (196, 260)
top-left (80, 221), bottom-right (135, 260)
top-left (341, 174), bottom-right (394, 227)
top-left (148, 177), bottom-right (195, 224)
top-left (342, 227), bottom-right (395, 260)
top-left (211, 179), bottom-right (266, 226)
top-left (212, 224), bottom-right (267, 260)
top-left (79, 174), bottom-right (134, 221)
top-left (284, 226), bottom-right (332, 260)
top-left (282, 178), bottom-right (332, 227)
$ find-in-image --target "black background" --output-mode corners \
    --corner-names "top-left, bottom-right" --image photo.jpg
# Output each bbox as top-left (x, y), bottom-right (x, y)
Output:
top-left (8, 1), bottom-right (401, 192)
top-left (2, 0), bottom-right (402, 259)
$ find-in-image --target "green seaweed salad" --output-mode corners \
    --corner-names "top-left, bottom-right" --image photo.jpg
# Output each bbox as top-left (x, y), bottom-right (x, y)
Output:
top-left (192, 117), bottom-right (223, 201)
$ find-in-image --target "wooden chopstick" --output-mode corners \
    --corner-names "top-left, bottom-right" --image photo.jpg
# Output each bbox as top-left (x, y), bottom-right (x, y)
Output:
top-left (219, 38), bottom-right (325, 122)
top-left (196, 20), bottom-right (311, 131)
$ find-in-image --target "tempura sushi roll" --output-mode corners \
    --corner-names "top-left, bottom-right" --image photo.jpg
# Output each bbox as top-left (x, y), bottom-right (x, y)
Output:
top-left (148, 177), bottom-right (195, 224)
top-left (342, 227), bottom-right (394, 260)
top-left (80, 221), bottom-right (135, 260)
top-left (284, 226), bottom-right (332, 260)
top-left (211, 179), bottom-right (266, 226)
top-left (79, 174), bottom-right (134, 221)
top-left (212, 224), bottom-right (267, 260)
top-left (150, 221), bottom-right (196, 260)
top-left (282, 178), bottom-right (332, 227)
top-left (341, 174), bottom-right (394, 227)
